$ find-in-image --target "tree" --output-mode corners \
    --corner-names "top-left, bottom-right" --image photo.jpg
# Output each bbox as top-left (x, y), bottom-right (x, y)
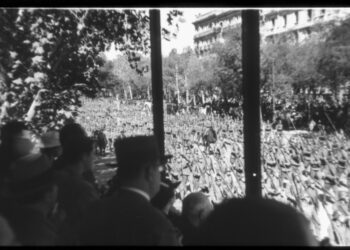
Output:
top-left (163, 49), bottom-right (182, 103)
top-left (186, 53), bottom-right (218, 104)
top-left (318, 18), bottom-right (350, 97)
top-left (287, 33), bottom-right (325, 94)
top-left (0, 8), bottom-right (182, 133)
top-left (211, 26), bottom-right (242, 99)
top-left (260, 35), bottom-right (294, 100)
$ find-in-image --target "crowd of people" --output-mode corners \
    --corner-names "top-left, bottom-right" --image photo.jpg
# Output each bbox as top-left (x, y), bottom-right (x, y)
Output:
top-left (0, 96), bottom-right (348, 246)
top-left (260, 91), bottom-right (350, 134)
top-left (75, 97), bottom-right (350, 246)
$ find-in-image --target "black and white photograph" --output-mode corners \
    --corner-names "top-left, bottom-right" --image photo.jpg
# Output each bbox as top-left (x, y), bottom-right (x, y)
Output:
top-left (0, 6), bottom-right (349, 246)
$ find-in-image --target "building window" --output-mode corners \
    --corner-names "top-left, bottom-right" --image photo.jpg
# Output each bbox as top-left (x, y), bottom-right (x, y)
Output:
top-left (307, 9), bottom-right (313, 21)
top-left (294, 31), bottom-right (299, 43)
top-left (320, 9), bottom-right (326, 17)
top-left (306, 28), bottom-right (311, 35)
top-left (283, 15), bottom-right (287, 27)
top-left (271, 17), bottom-right (275, 28)
top-left (295, 11), bottom-right (299, 24)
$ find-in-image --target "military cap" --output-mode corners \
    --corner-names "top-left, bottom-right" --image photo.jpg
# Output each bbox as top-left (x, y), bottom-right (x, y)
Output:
top-left (338, 159), bottom-right (346, 168)
top-left (323, 176), bottom-right (336, 186)
top-left (281, 166), bottom-right (291, 172)
top-left (235, 168), bottom-right (243, 174)
top-left (267, 160), bottom-right (276, 167)
top-left (311, 162), bottom-right (321, 170)
top-left (291, 155), bottom-right (299, 162)
top-left (291, 161), bottom-right (300, 167)
top-left (268, 191), bottom-right (280, 197)
top-left (193, 173), bottom-right (201, 179)
top-left (303, 151), bottom-right (311, 157)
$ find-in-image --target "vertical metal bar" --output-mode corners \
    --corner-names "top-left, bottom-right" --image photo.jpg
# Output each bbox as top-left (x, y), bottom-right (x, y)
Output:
top-left (149, 9), bottom-right (165, 157)
top-left (242, 10), bottom-right (262, 199)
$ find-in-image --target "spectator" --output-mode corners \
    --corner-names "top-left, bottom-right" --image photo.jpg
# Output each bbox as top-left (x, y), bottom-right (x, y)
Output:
top-left (54, 136), bottom-right (99, 245)
top-left (3, 153), bottom-right (58, 245)
top-left (0, 121), bottom-right (34, 198)
top-left (39, 131), bottom-right (62, 163)
top-left (180, 192), bottom-right (214, 245)
top-left (54, 123), bottom-right (97, 190)
top-left (79, 136), bottom-right (180, 245)
top-left (198, 198), bottom-right (319, 246)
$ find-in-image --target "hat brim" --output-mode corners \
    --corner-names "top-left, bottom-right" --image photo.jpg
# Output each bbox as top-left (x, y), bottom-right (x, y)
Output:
top-left (40, 143), bottom-right (61, 149)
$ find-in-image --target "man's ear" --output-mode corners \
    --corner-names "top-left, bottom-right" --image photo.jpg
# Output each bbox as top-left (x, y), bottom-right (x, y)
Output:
top-left (144, 164), bottom-right (155, 182)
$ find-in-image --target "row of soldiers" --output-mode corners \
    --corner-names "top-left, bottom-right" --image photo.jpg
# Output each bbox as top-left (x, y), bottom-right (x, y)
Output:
top-left (78, 97), bottom-right (350, 245)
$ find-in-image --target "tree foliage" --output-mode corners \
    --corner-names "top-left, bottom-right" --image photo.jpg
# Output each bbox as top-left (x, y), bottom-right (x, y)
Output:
top-left (0, 8), bottom-right (182, 133)
top-left (318, 18), bottom-right (350, 95)
top-left (211, 27), bottom-right (242, 98)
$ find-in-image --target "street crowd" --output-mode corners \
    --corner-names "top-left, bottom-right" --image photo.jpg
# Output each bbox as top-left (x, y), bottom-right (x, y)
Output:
top-left (0, 96), bottom-right (349, 246)
top-left (76, 97), bottom-right (350, 246)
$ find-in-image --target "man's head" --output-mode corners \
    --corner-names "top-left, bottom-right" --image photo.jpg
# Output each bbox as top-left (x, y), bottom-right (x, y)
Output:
top-left (0, 121), bottom-right (33, 160)
top-left (198, 198), bottom-right (318, 246)
top-left (59, 123), bottom-right (87, 150)
top-left (9, 153), bottom-right (57, 211)
top-left (114, 136), bottom-right (164, 198)
top-left (182, 192), bottom-right (214, 228)
top-left (39, 130), bottom-right (62, 161)
top-left (61, 136), bottom-right (95, 174)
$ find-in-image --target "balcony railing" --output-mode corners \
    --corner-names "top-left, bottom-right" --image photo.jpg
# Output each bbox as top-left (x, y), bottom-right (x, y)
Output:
top-left (194, 27), bottom-right (221, 40)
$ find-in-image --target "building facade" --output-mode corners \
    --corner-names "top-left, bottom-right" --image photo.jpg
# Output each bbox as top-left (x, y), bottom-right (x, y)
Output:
top-left (193, 8), bottom-right (350, 55)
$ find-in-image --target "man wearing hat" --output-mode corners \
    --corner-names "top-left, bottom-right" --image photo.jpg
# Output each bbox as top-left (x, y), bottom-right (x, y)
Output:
top-left (1, 153), bottom-right (59, 245)
top-left (39, 131), bottom-right (62, 163)
top-left (79, 136), bottom-right (180, 245)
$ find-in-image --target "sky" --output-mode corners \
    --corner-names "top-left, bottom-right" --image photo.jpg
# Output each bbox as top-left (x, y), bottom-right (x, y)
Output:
top-left (104, 8), bottom-right (280, 60)
top-left (160, 8), bottom-right (203, 56)
top-left (104, 8), bottom-right (205, 60)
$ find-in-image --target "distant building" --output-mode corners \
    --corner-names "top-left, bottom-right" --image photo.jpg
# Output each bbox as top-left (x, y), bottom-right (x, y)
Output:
top-left (193, 8), bottom-right (350, 55)
top-left (193, 9), bottom-right (241, 55)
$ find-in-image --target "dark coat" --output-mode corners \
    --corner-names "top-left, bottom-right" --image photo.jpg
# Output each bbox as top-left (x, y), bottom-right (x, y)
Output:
top-left (54, 170), bottom-right (99, 245)
top-left (79, 189), bottom-right (180, 246)
top-left (0, 199), bottom-right (57, 246)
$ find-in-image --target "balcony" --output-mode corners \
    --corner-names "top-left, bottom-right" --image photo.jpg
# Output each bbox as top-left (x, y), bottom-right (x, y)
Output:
top-left (194, 27), bottom-right (221, 40)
